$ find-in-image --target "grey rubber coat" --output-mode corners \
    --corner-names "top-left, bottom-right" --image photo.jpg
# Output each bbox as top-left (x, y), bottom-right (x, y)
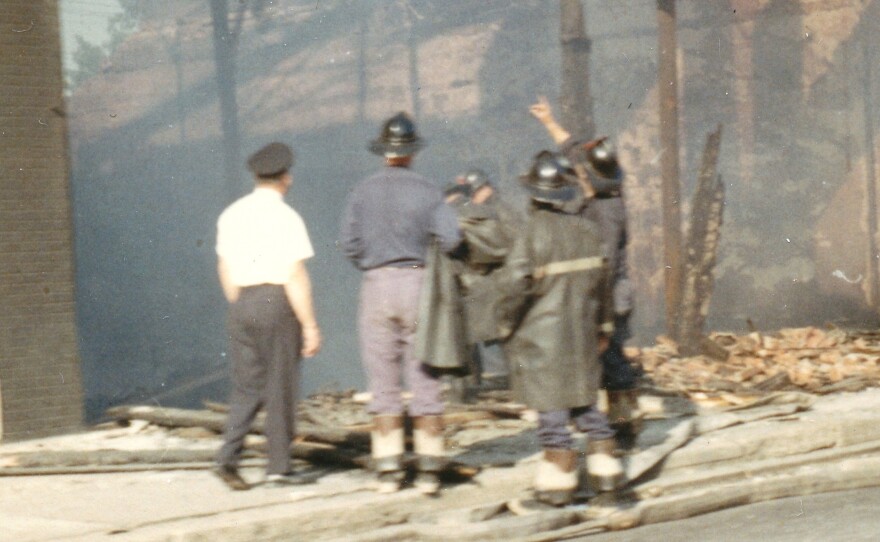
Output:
top-left (496, 205), bottom-right (614, 412)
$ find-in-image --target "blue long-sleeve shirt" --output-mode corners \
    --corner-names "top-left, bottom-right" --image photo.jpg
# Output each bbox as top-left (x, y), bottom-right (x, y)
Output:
top-left (339, 166), bottom-right (461, 270)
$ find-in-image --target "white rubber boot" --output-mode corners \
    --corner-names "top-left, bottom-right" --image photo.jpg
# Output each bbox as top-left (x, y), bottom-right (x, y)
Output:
top-left (371, 415), bottom-right (404, 494)
top-left (413, 415), bottom-right (446, 495)
top-left (533, 448), bottom-right (578, 506)
top-left (586, 438), bottom-right (625, 493)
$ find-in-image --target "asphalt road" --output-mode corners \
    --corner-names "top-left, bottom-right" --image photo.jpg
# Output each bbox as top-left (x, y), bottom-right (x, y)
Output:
top-left (579, 486), bottom-right (880, 542)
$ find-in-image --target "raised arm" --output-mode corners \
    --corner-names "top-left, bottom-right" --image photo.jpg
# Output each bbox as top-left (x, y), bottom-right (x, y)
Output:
top-left (529, 95), bottom-right (571, 146)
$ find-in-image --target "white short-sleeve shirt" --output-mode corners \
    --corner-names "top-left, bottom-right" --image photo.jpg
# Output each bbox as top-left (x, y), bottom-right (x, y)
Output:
top-left (216, 187), bottom-right (314, 287)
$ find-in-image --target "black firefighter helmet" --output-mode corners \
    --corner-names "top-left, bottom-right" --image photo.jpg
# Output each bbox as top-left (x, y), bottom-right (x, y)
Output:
top-left (585, 137), bottom-right (622, 180)
top-left (369, 111), bottom-right (425, 157)
top-left (520, 150), bottom-right (578, 203)
top-left (460, 168), bottom-right (492, 191)
top-left (444, 181), bottom-right (472, 198)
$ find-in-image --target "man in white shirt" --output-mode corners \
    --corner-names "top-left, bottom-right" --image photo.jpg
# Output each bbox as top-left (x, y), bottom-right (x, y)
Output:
top-left (214, 142), bottom-right (321, 490)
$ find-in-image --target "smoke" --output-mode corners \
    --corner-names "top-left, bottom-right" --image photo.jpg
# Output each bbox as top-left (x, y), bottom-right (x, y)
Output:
top-left (61, 0), bottom-right (880, 419)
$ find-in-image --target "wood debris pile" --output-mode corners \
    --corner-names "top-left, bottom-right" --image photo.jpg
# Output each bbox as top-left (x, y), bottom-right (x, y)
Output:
top-left (636, 326), bottom-right (880, 397)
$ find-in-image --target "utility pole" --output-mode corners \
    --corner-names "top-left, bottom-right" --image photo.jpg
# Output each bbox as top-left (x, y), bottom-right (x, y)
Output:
top-left (559, 0), bottom-right (595, 140)
top-left (209, 0), bottom-right (243, 198)
top-left (862, 33), bottom-right (879, 308)
top-left (657, 0), bottom-right (684, 338)
top-left (403, 1), bottom-right (421, 119)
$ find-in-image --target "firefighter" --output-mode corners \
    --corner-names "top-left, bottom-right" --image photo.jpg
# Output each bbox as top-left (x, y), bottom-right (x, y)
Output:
top-left (497, 151), bottom-right (624, 508)
top-left (339, 112), bottom-right (461, 495)
top-left (455, 169), bottom-right (519, 395)
top-left (530, 97), bottom-right (643, 448)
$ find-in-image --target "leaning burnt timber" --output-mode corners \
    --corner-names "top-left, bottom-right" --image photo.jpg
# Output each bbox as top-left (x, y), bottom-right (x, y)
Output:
top-left (675, 124), bottom-right (726, 359)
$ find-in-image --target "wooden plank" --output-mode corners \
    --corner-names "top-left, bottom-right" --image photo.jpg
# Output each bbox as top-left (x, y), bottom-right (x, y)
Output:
top-left (106, 405), bottom-right (370, 449)
top-left (625, 418), bottom-right (694, 483)
top-left (0, 438), bottom-right (365, 474)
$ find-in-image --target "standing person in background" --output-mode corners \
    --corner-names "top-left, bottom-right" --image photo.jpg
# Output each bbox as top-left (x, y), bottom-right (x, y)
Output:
top-left (339, 112), bottom-right (461, 495)
top-left (529, 96), bottom-right (643, 448)
top-left (497, 151), bottom-right (624, 510)
top-left (214, 142), bottom-right (322, 491)
top-left (455, 169), bottom-right (519, 394)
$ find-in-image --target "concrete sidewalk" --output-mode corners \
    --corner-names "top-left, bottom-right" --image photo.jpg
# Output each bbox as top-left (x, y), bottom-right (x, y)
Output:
top-left (5, 389), bottom-right (880, 541)
top-left (0, 414), bottom-right (538, 542)
top-left (0, 456), bottom-right (535, 541)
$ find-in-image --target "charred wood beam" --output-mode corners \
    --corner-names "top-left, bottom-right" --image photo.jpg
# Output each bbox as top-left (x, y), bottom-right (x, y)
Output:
top-left (657, 0), bottom-right (684, 336)
top-left (677, 125), bottom-right (725, 358)
top-left (0, 439), bottom-right (364, 475)
top-left (861, 32), bottom-right (880, 307)
top-left (0, 448), bottom-right (228, 469)
top-left (209, 0), bottom-right (243, 197)
top-left (105, 405), bottom-right (370, 449)
top-left (206, 400), bottom-right (522, 425)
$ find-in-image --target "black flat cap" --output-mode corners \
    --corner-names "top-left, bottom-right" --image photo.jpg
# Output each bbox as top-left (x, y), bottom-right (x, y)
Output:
top-left (247, 142), bottom-right (294, 176)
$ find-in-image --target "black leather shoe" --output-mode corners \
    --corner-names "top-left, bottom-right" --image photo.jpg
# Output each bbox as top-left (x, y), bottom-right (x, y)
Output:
top-left (264, 471), bottom-right (322, 488)
top-left (214, 465), bottom-right (249, 491)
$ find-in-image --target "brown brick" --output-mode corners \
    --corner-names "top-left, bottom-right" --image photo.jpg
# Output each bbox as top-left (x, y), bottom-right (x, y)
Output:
top-left (0, 0), bottom-right (83, 441)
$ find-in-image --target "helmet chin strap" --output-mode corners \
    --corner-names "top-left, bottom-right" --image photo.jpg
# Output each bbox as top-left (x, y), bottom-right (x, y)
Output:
top-left (385, 155), bottom-right (412, 168)
top-left (581, 135), bottom-right (608, 152)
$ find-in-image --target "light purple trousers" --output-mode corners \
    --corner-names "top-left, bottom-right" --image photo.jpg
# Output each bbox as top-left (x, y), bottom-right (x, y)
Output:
top-left (358, 267), bottom-right (443, 416)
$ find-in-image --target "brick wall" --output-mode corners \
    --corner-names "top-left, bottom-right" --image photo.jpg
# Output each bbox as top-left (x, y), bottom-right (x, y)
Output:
top-left (0, 0), bottom-right (83, 440)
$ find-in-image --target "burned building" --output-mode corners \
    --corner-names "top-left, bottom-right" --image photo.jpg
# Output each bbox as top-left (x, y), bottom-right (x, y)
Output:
top-left (59, 1), bottom-right (880, 417)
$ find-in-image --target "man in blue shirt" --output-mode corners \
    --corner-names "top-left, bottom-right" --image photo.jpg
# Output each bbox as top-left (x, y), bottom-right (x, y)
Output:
top-left (339, 112), bottom-right (460, 495)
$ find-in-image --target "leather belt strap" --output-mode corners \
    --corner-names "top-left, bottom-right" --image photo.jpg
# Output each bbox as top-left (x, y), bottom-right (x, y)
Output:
top-left (534, 256), bottom-right (604, 279)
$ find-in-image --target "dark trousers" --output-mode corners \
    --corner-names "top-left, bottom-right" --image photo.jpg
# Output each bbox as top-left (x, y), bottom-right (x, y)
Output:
top-left (601, 313), bottom-right (639, 391)
top-left (472, 340), bottom-right (507, 377)
top-left (217, 285), bottom-right (302, 475)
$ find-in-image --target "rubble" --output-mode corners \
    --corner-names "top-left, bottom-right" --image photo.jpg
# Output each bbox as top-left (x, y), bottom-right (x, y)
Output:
top-left (636, 326), bottom-right (880, 401)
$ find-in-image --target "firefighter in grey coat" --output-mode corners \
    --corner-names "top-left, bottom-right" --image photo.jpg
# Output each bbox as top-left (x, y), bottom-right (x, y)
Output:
top-left (455, 169), bottom-right (519, 391)
top-left (496, 151), bottom-right (624, 507)
top-left (530, 97), bottom-right (642, 446)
